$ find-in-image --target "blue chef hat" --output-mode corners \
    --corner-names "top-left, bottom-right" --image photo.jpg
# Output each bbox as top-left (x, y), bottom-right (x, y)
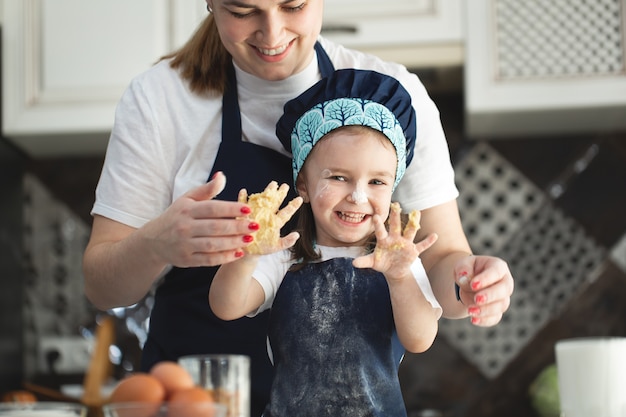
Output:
top-left (276, 69), bottom-right (416, 191)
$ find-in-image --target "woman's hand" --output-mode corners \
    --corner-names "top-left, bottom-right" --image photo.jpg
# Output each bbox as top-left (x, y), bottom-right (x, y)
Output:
top-left (454, 255), bottom-right (514, 327)
top-left (353, 203), bottom-right (438, 279)
top-left (142, 171), bottom-right (262, 267)
top-left (85, 171), bottom-right (263, 309)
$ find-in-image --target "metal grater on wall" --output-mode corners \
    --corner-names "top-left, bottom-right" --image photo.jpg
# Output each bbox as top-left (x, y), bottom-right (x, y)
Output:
top-left (439, 142), bottom-right (607, 378)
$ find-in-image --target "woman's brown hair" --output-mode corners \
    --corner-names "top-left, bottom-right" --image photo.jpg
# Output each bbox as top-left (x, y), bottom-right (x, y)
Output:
top-left (160, 15), bottom-right (231, 96)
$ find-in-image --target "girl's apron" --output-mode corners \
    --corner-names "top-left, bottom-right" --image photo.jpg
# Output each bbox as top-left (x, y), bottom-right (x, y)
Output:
top-left (264, 258), bottom-right (407, 417)
top-left (141, 43), bottom-right (335, 417)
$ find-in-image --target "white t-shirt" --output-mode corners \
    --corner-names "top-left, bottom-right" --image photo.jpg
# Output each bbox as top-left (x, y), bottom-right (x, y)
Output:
top-left (250, 245), bottom-right (443, 319)
top-left (92, 36), bottom-right (458, 228)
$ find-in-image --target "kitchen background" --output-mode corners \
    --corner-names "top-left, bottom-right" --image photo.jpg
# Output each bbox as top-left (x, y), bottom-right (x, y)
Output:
top-left (1, 1), bottom-right (626, 417)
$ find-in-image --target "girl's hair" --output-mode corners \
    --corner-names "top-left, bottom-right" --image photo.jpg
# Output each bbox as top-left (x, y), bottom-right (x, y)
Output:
top-left (160, 15), bottom-right (231, 95)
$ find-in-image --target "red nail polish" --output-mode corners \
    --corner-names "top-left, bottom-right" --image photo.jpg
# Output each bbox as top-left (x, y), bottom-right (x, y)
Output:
top-left (475, 294), bottom-right (487, 305)
top-left (471, 317), bottom-right (480, 325)
top-left (468, 307), bottom-right (480, 316)
top-left (471, 280), bottom-right (481, 291)
top-left (234, 250), bottom-right (244, 258)
top-left (240, 206), bottom-right (251, 214)
top-left (243, 235), bottom-right (254, 243)
top-left (248, 222), bottom-right (259, 231)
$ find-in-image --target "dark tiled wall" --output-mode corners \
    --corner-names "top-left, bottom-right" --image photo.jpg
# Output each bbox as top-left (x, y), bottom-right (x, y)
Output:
top-left (0, 138), bottom-right (26, 394)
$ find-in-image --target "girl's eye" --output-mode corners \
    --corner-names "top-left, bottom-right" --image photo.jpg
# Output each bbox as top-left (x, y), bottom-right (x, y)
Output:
top-left (331, 175), bottom-right (346, 182)
top-left (370, 179), bottom-right (385, 185)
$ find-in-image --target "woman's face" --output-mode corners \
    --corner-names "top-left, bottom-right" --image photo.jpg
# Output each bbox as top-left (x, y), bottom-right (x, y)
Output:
top-left (296, 128), bottom-right (398, 248)
top-left (208, 0), bottom-right (324, 81)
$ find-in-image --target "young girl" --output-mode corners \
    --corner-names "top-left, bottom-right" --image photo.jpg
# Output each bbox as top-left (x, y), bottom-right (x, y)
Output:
top-left (210, 69), bottom-right (442, 417)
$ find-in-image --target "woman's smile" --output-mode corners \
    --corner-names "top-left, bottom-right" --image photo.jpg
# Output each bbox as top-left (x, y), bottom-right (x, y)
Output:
top-left (254, 41), bottom-right (290, 57)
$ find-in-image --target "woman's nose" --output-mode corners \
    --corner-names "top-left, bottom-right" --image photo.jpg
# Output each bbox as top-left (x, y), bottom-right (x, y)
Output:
top-left (256, 12), bottom-right (285, 45)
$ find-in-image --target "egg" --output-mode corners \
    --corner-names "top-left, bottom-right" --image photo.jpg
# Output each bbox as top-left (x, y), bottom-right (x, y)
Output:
top-left (168, 387), bottom-right (217, 417)
top-left (150, 361), bottom-right (195, 400)
top-left (108, 373), bottom-right (166, 404)
top-left (1, 390), bottom-right (37, 403)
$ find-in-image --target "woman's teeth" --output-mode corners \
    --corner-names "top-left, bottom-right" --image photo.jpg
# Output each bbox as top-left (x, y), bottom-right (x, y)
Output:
top-left (257, 44), bottom-right (288, 56)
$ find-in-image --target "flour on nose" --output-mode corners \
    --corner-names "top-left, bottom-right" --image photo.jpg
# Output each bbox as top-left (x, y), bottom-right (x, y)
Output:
top-left (351, 188), bottom-right (368, 204)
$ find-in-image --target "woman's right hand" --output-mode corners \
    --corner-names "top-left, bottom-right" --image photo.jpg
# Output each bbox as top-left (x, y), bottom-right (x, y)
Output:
top-left (83, 172), bottom-right (257, 309)
top-left (144, 171), bottom-right (260, 268)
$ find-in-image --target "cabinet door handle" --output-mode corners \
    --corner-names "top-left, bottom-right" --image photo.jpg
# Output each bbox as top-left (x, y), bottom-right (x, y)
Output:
top-left (321, 24), bottom-right (358, 34)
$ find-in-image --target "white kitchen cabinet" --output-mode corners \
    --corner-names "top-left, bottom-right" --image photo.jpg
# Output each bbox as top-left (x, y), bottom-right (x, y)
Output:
top-left (2, 0), bottom-right (206, 157)
top-left (322, 0), bottom-right (464, 68)
top-left (464, 0), bottom-right (626, 138)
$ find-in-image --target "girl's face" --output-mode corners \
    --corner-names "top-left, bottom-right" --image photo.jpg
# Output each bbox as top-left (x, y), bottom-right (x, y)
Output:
top-left (208, 0), bottom-right (323, 81)
top-left (297, 127), bottom-right (398, 248)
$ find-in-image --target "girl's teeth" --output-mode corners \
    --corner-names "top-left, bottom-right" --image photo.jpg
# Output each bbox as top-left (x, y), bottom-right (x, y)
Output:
top-left (339, 212), bottom-right (365, 223)
top-left (258, 45), bottom-right (287, 56)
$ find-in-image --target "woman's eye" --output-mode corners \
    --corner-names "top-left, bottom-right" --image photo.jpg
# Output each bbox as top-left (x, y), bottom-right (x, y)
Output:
top-left (229, 11), bottom-right (254, 18)
top-left (226, 7), bottom-right (256, 18)
top-left (284, 2), bottom-right (306, 12)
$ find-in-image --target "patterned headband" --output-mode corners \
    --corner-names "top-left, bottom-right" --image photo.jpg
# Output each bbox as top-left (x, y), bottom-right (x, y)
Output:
top-left (277, 69), bottom-right (416, 191)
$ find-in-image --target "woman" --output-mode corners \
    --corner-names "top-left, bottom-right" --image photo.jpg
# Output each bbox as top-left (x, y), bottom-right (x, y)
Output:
top-left (83, 1), bottom-right (514, 415)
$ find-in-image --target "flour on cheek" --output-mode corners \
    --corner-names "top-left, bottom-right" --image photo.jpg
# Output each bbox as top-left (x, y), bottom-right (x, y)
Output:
top-left (311, 169), bottom-right (333, 200)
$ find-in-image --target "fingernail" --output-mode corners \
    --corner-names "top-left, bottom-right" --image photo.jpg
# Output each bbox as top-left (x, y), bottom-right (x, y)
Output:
top-left (471, 317), bottom-right (481, 325)
top-left (458, 272), bottom-right (469, 286)
top-left (475, 294), bottom-right (487, 305)
top-left (468, 306), bottom-right (481, 316)
top-left (234, 250), bottom-right (244, 258)
top-left (211, 171), bottom-right (221, 180)
top-left (243, 235), bottom-right (254, 243)
top-left (471, 280), bottom-right (481, 291)
top-left (248, 222), bottom-right (259, 231)
top-left (240, 206), bottom-right (251, 214)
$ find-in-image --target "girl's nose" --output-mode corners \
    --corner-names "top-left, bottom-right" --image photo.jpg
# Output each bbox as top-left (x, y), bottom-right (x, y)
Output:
top-left (347, 188), bottom-right (368, 204)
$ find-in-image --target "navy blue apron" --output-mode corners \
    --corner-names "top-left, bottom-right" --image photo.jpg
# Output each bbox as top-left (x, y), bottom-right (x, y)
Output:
top-left (264, 258), bottom-right (407, 417)
top-left (141, 43), bottom-right (335, 417)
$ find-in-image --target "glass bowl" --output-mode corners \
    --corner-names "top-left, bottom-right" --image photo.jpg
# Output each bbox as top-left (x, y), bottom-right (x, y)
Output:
top-left (102, 402), bottom-right (227, 417)
top-left (0, 402), bottom-right (87, 417)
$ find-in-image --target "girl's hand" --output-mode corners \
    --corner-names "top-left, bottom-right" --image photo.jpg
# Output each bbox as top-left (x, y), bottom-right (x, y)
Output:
top-left (353, 203), bottom-right (438, 280)
top-left (238, 181), bottom-right (303, 255)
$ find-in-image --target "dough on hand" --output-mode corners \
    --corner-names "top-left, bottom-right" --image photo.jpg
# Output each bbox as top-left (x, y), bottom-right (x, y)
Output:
top-left (239, 181), bottom-right (290, 255)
